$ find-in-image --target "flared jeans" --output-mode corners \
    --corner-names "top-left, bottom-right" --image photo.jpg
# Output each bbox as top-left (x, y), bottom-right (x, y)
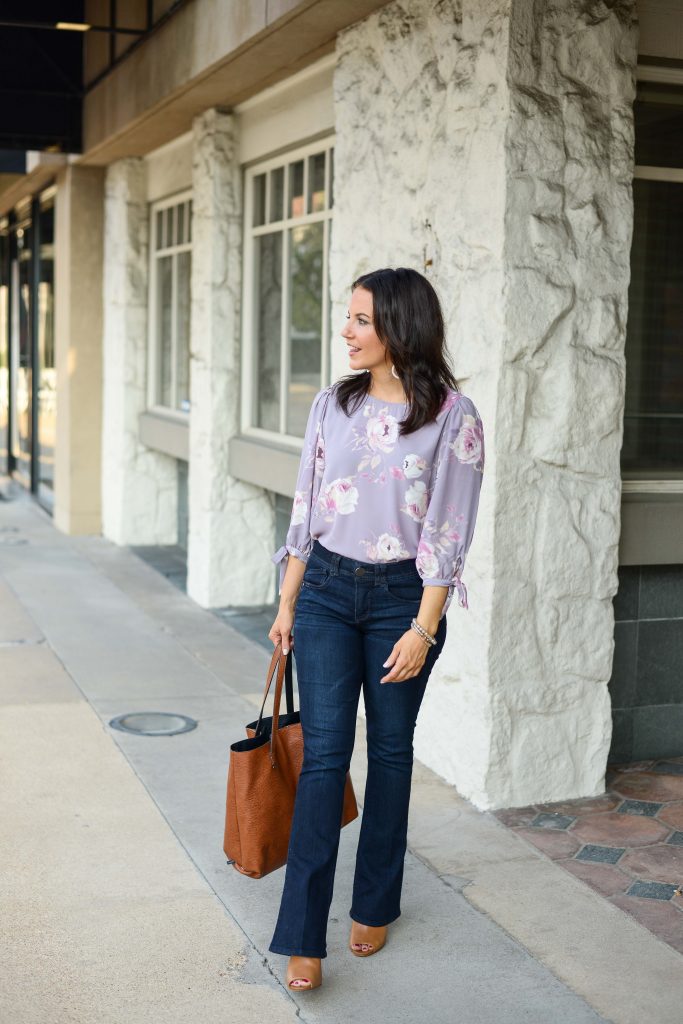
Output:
top-left (269, 541), bottom-right (447, 959)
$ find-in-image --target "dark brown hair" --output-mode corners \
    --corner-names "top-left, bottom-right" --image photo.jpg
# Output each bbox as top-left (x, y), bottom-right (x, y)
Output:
top-left (335, 267), bottom-right (459, 434)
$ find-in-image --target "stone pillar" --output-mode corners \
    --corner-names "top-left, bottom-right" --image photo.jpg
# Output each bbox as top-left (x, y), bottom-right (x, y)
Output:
top-left (54, 165), bottom-right (105, 535)
top-left (101, 158), bottom-right (178, 545)
top-left (332, 0), bottom-right (637, 808)
top-left (186, 109), bottom-right (274, 609)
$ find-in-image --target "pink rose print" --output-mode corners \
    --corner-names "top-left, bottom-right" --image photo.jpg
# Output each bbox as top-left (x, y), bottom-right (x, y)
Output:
top-left (401, 481), bottom-right (428, 523)
top-left (389, 465), bottom-right (404, 480)
top-left (360, 529), bottom-right (410, 561)
top-left (317, 477), bottom-right (359, 520)
top-left (416, 540), bottom-right (440, 579)
top-left (402, 454), bottom-right (428, 479)
top-left (450, 414), bottom-right (483, 468)
top-left (366, 409), bottom-right (399, 453)
top-left (291, 490), bottom-right (308, 526)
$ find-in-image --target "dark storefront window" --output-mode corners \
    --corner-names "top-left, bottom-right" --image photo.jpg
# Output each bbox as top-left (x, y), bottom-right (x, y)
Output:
top-left (622, 84), bottom-right (683, 476)
top-left (3, 188), bottom-right (56, 506)
top-left (37, 194), bottom-right (55, 505)
top-left (12, 206), bottom-right (32, 488)
top-left (0, 223), bottom-right (8, 473)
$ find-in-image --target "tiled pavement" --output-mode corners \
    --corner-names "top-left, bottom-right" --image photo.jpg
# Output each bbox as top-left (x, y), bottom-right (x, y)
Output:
top-left (494, 758), bottom-right (683, 955)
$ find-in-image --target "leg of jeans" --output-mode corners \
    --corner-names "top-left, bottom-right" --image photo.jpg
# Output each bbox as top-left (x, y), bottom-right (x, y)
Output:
top-left (269, 583), bottom-right (362, 959)
top-left (350, 613), bottom-right (447, 926)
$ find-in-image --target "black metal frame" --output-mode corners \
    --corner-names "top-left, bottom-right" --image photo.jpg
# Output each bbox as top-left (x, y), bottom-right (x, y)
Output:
top-left (29, 195), bottom-right (40, 494)
top-left (2, 215), bottom-right (15, 477)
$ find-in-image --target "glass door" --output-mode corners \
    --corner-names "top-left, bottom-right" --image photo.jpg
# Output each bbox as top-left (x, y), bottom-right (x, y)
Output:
top-left (0, 223), bottom-right (8, 474)
top-left (37, 193), bottom-right (55, 509)
top-left (10, 210), bottom-right (32, 489)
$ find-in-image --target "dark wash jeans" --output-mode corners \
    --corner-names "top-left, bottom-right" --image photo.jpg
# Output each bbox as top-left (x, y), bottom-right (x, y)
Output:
top-left (269, 540), bottom-right (447, 959)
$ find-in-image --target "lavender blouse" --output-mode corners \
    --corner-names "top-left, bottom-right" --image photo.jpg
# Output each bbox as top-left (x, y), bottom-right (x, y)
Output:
top-left (273, 384), bottom-right (485, 618)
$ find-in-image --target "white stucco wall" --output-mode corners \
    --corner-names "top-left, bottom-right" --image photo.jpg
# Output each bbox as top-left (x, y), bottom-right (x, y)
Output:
top-left (101, 159), bottom-right (179, 545)
top-left (332, 0), bottom-right (638, 808)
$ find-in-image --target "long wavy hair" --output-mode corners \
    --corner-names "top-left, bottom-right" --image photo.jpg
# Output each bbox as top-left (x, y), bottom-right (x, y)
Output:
top-left (335, 267), bottom-right (459, 435)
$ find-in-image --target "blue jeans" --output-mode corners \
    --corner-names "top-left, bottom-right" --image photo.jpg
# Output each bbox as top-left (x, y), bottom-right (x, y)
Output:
top-left (269, 540), bottom-right (447, 959)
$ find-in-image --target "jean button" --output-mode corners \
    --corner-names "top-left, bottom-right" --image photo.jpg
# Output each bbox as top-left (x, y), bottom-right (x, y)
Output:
top-left (354, 566), bottom-right (365, 577)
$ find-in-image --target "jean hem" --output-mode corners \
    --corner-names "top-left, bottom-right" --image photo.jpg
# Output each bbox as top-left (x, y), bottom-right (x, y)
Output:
top-left (269, 944), bottom-right (328, 959)
top-left (349, 909), bottom-right (402, 927)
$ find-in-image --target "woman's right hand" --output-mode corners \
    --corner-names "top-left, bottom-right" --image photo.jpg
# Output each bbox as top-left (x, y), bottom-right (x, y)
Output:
top-left (268, 604), bottom-right (296, 654)
top-left (270, 554), bottom-right (307, 652)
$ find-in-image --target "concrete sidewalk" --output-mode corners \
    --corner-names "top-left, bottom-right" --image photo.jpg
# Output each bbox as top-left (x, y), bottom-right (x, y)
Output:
top-left (1, 492), bottom-right (681, 1024)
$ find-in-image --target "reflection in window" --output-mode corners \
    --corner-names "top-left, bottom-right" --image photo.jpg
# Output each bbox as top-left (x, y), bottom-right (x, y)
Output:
top-left (288, 223), bottom-right (323, 437)
top-left (256, 233), bottom-right (282, 432)
top-left (248, 143), bottom-right (333, 438)
top-left (150, 195), bottom-right (193, 413)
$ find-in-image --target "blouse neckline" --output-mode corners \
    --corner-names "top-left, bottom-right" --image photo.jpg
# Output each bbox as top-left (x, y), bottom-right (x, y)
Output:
top-left (363, 392), bottom-right (409, 407)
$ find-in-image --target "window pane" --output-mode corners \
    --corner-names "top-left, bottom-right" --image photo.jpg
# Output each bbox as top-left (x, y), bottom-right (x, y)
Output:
top-left (253, 173), bottom-right (266, 227)
top-left (635, 83), bottom-right (683, 169)
top-left (187, 200), bottom-right (193, 243)
top-left (157, 255), bottom-right (173, 406)
top-left (176, 251), bottom-right (191, 412)
top-left (269, 167), bottom-right (284, 222)
top-left (622, 177), bottom-right (683, 473)
top-left (177, 202), bottom-right (185, 246)
top-left (38, 201), bottom-right (55, 496)
top-left (156, 209), bottom-right (163, 250)
top-left (328, 148), bottom-right (334, 208)
top-left (289, 160), bottom-right (304, 218)
top-left (255, 233), bottom-right (283, 431)
top-left (287, 222), bottom-right (323, 437)
top-left (0, 231), bottom-right (8, 471)
top-left (164, 207), bottom-right (174, 249)
top-left (308, 152), bottom-right (326, 213)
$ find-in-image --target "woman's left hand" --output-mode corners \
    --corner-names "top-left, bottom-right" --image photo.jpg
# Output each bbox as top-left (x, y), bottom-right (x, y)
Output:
top-left (380, 629), bottom-right (431, 683)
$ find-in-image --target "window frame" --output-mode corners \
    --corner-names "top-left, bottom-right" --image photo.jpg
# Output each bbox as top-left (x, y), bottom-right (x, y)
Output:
top-left (240, 136), bottom-right (335, 448)
top-left (147, 189), bottom-right (193, 419)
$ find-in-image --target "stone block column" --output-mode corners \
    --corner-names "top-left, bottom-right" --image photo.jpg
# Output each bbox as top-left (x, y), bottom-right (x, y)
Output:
top-left (54, 165), bottom-right (105, 535)
top-left (332, 0), bottom-right (637, 808)
top-left (186, 109), bottom-right (275, 609)
top-left (101, 159), bottom-right (178, 545)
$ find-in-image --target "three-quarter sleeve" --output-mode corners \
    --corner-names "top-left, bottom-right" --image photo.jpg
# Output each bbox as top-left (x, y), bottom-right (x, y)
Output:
top-left (416, 395), bottom-right (485, 615)
top-left (271, 386), bottom-right (331, 591)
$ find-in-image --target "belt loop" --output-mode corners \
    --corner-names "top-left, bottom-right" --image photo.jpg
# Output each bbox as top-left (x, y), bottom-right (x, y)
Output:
top-left (331, 551), bottom-right (341, 575)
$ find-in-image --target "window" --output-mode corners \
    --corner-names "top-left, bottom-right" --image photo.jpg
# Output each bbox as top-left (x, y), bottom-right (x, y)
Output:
top-left (623, 83), bottom-right (683, 477)
top-left (243, 140), bottom-right (334, 440)
top-left (148, 192), bottom-right (193, 414)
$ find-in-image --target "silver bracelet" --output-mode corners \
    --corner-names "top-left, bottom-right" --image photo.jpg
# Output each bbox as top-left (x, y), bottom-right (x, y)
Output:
top-left (411, 618), bottom-right (437, 647)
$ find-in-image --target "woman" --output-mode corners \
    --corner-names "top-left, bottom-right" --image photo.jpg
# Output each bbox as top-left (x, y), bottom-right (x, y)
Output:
top-left (268, 267), bottom-right (484, 991)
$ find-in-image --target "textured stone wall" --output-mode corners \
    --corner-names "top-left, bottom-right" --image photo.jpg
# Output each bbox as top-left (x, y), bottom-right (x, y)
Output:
top-left (332, 0), bottom-right (637, 808)
top-left (101, 159), bottom-right (178, 545)
top-left (490, 0), bottom-right (638, 806)
top-left (186, 109), bottom-right (275, 609)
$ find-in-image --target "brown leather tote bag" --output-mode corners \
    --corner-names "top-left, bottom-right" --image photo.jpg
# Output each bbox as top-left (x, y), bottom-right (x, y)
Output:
top-left (224, 642), bottom-right (359, 878)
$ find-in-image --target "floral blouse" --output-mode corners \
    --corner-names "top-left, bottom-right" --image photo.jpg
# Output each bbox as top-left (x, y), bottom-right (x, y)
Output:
top-left (272, 384), bottom-right (485, 617)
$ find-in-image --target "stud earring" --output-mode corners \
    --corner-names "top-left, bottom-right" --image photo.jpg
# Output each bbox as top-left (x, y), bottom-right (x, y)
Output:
top-left (391, 364), bottom-right (400, 380)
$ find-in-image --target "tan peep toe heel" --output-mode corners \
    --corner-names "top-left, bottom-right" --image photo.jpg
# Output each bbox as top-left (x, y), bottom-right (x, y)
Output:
top-left (349, 922), bottom-right (388, 957)
top-left (286, 956), bottom-right (322, 991)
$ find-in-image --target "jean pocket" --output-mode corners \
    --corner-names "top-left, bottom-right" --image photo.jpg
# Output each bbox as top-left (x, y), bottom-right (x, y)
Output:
top-left (383, 579), bottom-right (423, 604)
top-left (302, 565), bottom-right (332, 590)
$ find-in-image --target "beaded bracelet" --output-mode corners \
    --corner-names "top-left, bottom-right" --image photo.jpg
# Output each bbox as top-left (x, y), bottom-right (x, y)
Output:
top-left (410, 617), bottom-right (437, 647)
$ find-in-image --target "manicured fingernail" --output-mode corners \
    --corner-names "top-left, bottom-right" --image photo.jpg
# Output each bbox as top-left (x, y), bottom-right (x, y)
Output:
top-left (382, 660), bottom-right (390, 667)
top-left (283, 647), bottom-right (289, 654)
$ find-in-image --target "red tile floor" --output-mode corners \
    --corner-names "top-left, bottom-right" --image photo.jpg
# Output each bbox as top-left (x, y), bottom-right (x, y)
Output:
top-left (493, 756), bottom-right (683, 955)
